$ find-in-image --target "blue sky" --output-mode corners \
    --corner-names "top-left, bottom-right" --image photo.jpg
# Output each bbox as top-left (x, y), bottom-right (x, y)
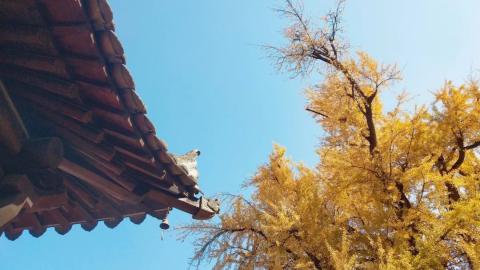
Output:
top-left (1, 1), bottom-right (479, 269)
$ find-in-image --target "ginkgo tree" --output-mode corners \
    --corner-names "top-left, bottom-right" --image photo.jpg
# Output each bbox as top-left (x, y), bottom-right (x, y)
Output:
top-left (181, 1), bottom-right (480, 269)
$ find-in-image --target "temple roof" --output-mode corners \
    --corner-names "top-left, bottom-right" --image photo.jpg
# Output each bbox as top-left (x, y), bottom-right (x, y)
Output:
top-left (0, 0), bottom-right (219, 240)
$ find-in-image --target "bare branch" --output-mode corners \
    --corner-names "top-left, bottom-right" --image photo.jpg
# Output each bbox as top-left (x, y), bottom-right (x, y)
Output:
top-left (306, 106), bottom-right (330, 118)
top-left (465, 141), bottom-right (480, 150)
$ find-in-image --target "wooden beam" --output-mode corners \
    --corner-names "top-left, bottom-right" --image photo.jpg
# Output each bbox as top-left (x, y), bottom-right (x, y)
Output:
top-left (58, 158), bottom-right (139, 203)
top-left (96, 196), bottom-right (123, 218)
top-left (80, 154), bottom-right (135, 191)
top-left (54, 126), bottom-right (115, 161)
top-left (69, 202), bottom-right (97, 223)
top-left (115, 145), bottom-right (154, 164)
top-left (124, 169), bottom-right (176, 192)
top-left (76, 81), bottom-right (123, 110)
top-left (144, 190), bottom-right (218, 220)
top-left (52, 24), bottom-right (98, 58)
top-left (0, 1), bottom-right (45, 25)
top-left (39, 208), bottom-right (69, 228)
top-left (11, 212), bottom-right (42, 231)
top-left (76, 151), bottom-right (124, 176)
top-left (25, 192), bottom-right (68, 213)
top-left (40, 0), bottom-right (86, 24)
top-left (63, 176), bottom-right (98, 209)
top-left (51, 209), bottom-right (72, 235)
top-left (118, 204), bottom-right (150, 217)
top-left (59, 203), bottom-right (90, 224)
top-left (91, 107), bottom-right (133, 131)
top-left (64, 56), bottom-right (109, 83)
top-left (38, 108), bottom-right (104, 143)
top-left (0, 84), bottom-right (65, 172)
top-left (1, 173), bottom-right (69, 218)
top-left (123, 160), bottom-right (165, 182)
top-left (0, 65), bottom-right (80, 100)
top-left (13, 83), bottom-right (92, 123)
top-left (24, 138), bottom-right (64, 168)
top-left (0, 24), bottom-right (55, 53)
top-left (2, 137), bottom-right (64, 172)
top-left (0, 49), bottom-right (68, 78)
top-left (104, 128), bottom-right (145, 149)
top-left (0, 193), bottom-right (32, 228)
top-left (0, 80), bottom-right (28, 155)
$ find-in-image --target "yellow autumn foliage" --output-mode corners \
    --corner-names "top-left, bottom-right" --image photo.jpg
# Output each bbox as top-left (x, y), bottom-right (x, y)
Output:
top-left (182, 1), bottom-right (480, 269)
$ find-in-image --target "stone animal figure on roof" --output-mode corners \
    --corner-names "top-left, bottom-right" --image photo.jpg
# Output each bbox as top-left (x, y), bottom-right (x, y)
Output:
top-left (173, 149), bottom-right (201, 182)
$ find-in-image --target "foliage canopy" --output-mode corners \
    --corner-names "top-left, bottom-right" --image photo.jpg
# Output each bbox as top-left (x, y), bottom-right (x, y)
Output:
top-left (182, 1), bottom-right (480, 269)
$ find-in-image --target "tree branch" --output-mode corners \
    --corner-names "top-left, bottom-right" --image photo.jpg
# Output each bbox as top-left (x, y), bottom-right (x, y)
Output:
top-left (306, 106), bottom-right (329, 118)
top-left (465, 141), bottom-right (480, 150)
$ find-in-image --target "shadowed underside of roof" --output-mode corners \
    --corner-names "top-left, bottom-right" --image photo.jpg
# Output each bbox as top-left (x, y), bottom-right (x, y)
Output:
top-left (0, 0), bottom-right (219, 241)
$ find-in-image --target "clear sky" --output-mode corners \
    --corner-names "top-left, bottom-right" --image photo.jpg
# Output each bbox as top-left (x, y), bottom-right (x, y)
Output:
top-left (1, 1), bottom-right (479, 269)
